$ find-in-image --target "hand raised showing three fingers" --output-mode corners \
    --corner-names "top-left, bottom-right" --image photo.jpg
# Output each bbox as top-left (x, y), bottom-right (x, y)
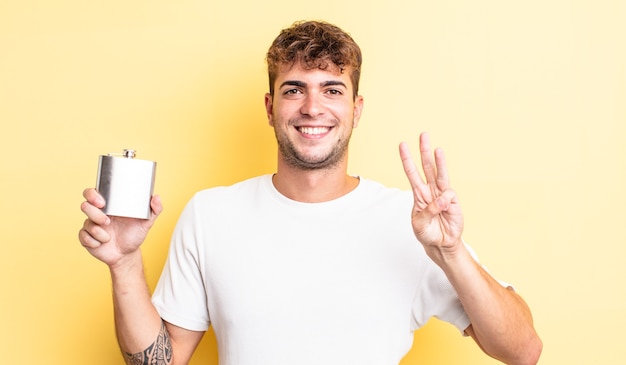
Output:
top-left (399, 132), bottom-right (464, 262)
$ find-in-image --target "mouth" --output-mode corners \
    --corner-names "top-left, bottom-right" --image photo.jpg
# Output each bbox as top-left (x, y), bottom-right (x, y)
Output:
top-left (296, 126), bottom-right (332, 136)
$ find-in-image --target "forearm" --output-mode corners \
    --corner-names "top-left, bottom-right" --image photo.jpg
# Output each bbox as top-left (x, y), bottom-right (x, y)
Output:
top-left (110, 250), bottom-right (171, 364)
top-left (435, 245), bottom-right (542, 364)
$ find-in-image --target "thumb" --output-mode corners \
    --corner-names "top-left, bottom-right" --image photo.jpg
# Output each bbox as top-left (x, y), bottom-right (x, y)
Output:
top-left (143, 195), bottom-right (163, 228)
top-left (150, 194), bottom-right (163, 217)
top-left (416, 189), bottom-right (454, 220)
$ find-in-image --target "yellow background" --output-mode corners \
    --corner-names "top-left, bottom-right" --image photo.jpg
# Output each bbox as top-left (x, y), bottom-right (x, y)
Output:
top-left (1, 1), bottom-right (625, 364)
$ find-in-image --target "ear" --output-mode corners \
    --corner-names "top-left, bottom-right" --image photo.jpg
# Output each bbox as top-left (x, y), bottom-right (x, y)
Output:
top-left (264, 92), bottom-right (274, 126)
top-left (352, 95), bottom-right (364, 128)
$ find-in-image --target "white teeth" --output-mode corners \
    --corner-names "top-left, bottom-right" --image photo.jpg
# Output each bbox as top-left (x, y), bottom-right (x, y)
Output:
top-left (299, 127), bottom-right (329, 135)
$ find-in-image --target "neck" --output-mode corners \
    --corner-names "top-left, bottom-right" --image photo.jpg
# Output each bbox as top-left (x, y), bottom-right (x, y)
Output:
top-left (272, 160), bottom-right (359, 203)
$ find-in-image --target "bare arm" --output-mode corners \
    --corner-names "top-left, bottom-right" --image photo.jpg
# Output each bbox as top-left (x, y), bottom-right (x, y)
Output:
top-left (79, 189), bottom-right (203, 364)
top-left (440, 247), bottom-right (542, 364)
top-left (399, 133), bottom-right (542, 364)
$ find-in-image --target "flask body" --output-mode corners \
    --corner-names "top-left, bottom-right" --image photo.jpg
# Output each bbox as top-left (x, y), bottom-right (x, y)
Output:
top-left (96, 152), bottom-right (156, 219)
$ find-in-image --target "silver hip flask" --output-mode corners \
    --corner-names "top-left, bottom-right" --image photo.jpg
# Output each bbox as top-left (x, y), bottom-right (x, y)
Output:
top-left (96, 149), bottom-right (156, 219)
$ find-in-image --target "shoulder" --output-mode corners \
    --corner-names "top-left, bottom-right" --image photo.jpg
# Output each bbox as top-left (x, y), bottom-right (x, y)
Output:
top-left (191, 175), bottom-right (270, 202)
top-left (178, 175), bottom-right (271, 220)
top-left (357, 177), bottom-right (412, 204)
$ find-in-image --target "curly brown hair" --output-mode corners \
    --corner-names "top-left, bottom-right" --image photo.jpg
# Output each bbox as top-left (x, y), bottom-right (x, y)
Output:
top-left (266, 20), bottom-right (362, 99)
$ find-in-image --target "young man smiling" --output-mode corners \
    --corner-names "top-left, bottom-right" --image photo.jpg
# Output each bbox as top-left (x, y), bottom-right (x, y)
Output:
top-left (266, 63), bottom-right (363, 202)
top-left (79, 20), bottom-right (542, 365)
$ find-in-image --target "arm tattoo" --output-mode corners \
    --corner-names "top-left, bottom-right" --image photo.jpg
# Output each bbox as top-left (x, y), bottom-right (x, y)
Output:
top-left (123, 321), bottom-right (173, 365)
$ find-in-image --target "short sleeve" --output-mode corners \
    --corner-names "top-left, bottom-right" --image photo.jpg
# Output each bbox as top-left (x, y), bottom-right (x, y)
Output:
top-left (410, 242), bottom-right (513, 335)
top-left (152, 196), bottom-right (210, 331)
top-left (410, 260), bottom-right (471, 334)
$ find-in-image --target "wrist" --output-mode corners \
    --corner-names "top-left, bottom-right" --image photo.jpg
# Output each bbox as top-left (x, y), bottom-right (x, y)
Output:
top-left (109, 249), bottom-right (144, 278)
top-left (426, 239), bottom-right (469, 269)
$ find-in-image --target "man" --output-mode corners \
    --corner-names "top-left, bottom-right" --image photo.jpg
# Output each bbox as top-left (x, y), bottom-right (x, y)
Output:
top-left (79, 20), bottom-right (542, 365)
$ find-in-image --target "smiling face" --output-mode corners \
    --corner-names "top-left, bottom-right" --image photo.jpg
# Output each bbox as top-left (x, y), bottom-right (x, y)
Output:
top-left (265, 61), bottom-right (364, 171)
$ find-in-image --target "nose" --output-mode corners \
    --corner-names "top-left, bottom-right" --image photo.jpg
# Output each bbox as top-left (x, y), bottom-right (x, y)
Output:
top-left (300, 93), bottom-right (324, 117)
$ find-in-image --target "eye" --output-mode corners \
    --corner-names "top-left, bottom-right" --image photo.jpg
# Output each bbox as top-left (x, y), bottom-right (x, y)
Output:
top-left (283, 88), bottom-right (302, 95)
top-left (325, 89), bottom-right (343, 95)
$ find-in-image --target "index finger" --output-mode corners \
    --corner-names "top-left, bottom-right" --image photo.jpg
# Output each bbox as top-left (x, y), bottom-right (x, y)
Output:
top-left (399, 141), bottom-right (425, 189)
top-left (81, 188), bottom-right (109, 225)
top-left (83, 188), bottom-right (105, 208)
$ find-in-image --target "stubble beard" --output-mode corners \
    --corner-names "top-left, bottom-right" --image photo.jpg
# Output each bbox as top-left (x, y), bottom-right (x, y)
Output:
top-left (275, 120), bottom-right (353, 171)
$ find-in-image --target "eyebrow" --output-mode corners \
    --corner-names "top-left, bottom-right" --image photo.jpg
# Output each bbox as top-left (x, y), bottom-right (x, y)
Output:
top-left (279, 80), bottom-right (348, 89)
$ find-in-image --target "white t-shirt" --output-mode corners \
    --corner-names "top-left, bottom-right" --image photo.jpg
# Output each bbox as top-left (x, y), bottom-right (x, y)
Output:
top-left (153, 175), bottom-right (472, 365)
